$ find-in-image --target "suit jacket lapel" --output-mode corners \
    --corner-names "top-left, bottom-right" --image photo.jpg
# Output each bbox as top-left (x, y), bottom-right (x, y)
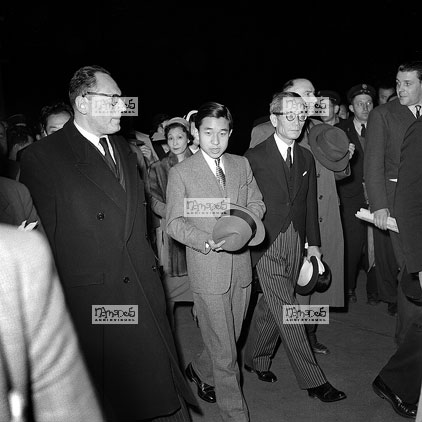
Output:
top-left (222, 154), bottom-right (240, 204)
top-left (291, 142), bottom-right (306, 202)
top-left (266, 137), bottom-right (289, 196)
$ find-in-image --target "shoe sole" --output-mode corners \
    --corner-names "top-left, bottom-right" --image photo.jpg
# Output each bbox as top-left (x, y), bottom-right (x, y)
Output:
top-left (308, 392), bottom-right (347, 402)
top-left (372, 383), bottom-right (413, 419)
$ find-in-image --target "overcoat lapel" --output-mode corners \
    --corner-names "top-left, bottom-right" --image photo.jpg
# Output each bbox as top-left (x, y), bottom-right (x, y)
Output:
top-left (112, 136), bottom-right (139, 242)
top-left (66, 124), bottom-right (126, 214)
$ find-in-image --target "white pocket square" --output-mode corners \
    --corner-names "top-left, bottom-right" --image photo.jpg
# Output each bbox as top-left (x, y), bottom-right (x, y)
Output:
top-left (302, 171), bottom-right (307, 176)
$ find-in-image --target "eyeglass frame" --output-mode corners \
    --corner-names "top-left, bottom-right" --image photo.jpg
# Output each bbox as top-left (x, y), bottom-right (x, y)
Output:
top-left (82, 91), bottom-right (124, 106)
top-left (272, 111), bottom-right (308, 122)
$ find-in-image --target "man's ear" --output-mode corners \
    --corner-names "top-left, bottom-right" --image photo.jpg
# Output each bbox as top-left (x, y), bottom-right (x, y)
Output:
top-left (75, 96), bottom-right (87, 114)
top-left (334, 105), bottom-right (340, 114)
top-left (269, 114), bottom-right (278, 128)
top-left (348, 104), bottom-right (354, 114)
top-left (194, 127), bottom-right (199, 140)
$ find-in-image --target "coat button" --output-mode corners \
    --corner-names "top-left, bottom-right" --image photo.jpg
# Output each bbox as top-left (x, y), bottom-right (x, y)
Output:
top-left (123, 276), bottom-right (130, 283)
top-left (319, 195), bottom-right (323, 200)
top-left (152, 265), bottom-right (159, 272)
top-left (319, 217), bottom-right (323, 222)
top-left (97, 212), bottom-right (105, 220)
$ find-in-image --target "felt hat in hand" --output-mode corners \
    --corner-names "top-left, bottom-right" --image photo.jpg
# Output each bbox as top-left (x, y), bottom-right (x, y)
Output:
top-left (212, 203), bottom-right (265, 252)
top-left (296, 256), bottom-right (332, 296)
top-left (308, 123), bottom-right (350, 172)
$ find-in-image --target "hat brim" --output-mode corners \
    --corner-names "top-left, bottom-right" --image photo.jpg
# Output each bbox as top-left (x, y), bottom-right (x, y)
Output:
top-left (296, 256), bottom-right (319, 295)
top-left (212, 203), bottom-right (265, 252)
top-left (308, 124), bottom-right (350, 172)
top-left (314, 260), bottom-right (332, 293)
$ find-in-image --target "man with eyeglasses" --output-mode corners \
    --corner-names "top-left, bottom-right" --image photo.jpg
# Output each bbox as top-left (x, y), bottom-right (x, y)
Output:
top-left (20, 65), bottom-right (196, 421)
top-left (243, 91), bottom-right (347, 403)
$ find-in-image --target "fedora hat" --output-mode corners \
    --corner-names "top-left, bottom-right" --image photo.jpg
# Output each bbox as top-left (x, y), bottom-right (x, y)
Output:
top-left (212, 203), bottom-right (265, 252)
top-left (296, 256), bottom-right (332, 296)
top-left (308, 123), bottom-right (350, 172)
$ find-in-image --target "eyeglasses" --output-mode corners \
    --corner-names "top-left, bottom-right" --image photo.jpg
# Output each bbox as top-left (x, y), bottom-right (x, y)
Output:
top-left (82, 91), bottom-right (124, 106)
top-left (273, 112), bottom-right (307, 122)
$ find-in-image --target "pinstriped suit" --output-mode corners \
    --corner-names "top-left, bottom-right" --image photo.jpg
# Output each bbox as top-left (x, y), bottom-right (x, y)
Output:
top-left (244, 135), bottom-right (327, 389)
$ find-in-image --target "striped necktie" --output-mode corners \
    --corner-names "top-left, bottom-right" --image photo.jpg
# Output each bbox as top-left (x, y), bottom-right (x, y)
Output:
top-left (215, 158), bottom-right (226, 189)
top-left (416, 105), bottom-right (421, 119)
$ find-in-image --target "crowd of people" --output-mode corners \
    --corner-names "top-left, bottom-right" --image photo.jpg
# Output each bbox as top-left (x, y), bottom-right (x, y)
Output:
top-left (0, 60), bottom-right (422, 421)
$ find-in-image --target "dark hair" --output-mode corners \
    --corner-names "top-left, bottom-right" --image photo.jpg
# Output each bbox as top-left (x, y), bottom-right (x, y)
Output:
top-left (40, 101), bottom-right (73, 132)
top-left (195, 102), bottom-right (233, 131)
top-left (397, 61), bottom-right (422, 81)
top-left (149, 113), bottom-right (170, 137)
top-left (68, 65), bottom-right (111, 106)
top-left (164, 122), bottom-right (193, 142)
top-left (6, 125), bottom-right (32, 154)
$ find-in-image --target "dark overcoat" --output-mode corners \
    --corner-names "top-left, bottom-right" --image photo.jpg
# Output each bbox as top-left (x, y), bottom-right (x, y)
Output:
top-left (20, 120), bottom-right (195, 421)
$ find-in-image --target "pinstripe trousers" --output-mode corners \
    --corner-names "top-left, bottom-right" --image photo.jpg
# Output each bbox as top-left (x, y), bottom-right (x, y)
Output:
top-left (244, 222), bottom-right (327, 389)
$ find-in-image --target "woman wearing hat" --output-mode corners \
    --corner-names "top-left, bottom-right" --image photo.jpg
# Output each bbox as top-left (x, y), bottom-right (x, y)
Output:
top-left (149, 117), bottom-right (193, 327)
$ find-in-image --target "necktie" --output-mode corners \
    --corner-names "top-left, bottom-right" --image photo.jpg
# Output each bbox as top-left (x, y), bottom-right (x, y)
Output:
top-left (286, 146), bottom-right (292, 169)
top-left (361, 124), bottom-right (366, 138)
top-left (215, 158), bottom-right (226, 190)
top-left (416, 105), bottom-right (421, 119)
top-left (99, 137), bottom-right (118, 178)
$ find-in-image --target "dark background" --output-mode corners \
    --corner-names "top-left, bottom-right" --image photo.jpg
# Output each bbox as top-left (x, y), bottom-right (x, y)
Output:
top-left (1, 2), bottom-right (421, 154)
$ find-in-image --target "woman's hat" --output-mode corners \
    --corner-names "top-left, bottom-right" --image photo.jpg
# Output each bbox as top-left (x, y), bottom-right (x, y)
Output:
top-left (308, 123), bottom-right (350, 172)
top-left (163, 117), bottom-right (190, 130)
top-left (296, 256), bottom-right (332, 296)
top-left (212, 203), bottom-right (265, 252)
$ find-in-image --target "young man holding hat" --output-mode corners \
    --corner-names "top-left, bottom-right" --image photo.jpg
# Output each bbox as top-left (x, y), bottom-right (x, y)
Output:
top-left (243, 91), bottom-right (346, 403)
top-left (166, 101), bottom-right (265, 422)
top-left (336, 83), bottom-right (379, 306)
top-left (317, 89), bottom-right (342, 126)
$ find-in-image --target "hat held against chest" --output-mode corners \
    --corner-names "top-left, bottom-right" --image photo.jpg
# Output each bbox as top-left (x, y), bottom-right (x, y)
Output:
top-left (212, 203), bottom-right (265, 252)
top-left (308, 124), bottom-right (350, 172)
top-left (296, 256), bottom-right (332, 295)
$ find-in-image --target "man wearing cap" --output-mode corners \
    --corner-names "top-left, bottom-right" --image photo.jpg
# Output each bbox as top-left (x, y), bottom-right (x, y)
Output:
top-left (317, 90), bottom-right (342, 126)
top-left (364, 60), bottom-right (422, 345)
top-left (335, 83), bottom-right (379, 306)
top-left (244, 91), bottom-right (346, 403)
top-left (166, 101), bottom-right (265, 422)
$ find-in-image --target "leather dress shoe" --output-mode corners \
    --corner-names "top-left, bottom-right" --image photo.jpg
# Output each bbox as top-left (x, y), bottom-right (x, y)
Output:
top-left (372, 375), bottom-right (417, 418)
top-left (307, 382), bottom-right (347, 402)
top-left (311, 341), bottom-right (330, 355)
top-left (244, 364), bottom-right (277, 383)
top-left (185, 363), bottom-right (216, 403)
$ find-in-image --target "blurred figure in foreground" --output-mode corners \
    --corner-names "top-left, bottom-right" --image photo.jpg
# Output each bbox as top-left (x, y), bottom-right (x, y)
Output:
top-left (0, 224), bottom-right (104, 422)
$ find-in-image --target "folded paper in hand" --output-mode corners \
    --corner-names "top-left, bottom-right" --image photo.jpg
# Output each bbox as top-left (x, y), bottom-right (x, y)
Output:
top-left (355, 208), bottom-right (398, 233)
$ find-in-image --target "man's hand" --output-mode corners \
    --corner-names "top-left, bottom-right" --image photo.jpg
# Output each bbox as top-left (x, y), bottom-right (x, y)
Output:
top-left (306, 245), bottom-right (322, 261)
top-left (373, 208), bottom-right (390, 230)
top-left (140, 145), bottom-right (153, 162)
top-left (348, 143), bottom-right (355, 159)
top-left (207, 238), bottom-right (226, 252)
